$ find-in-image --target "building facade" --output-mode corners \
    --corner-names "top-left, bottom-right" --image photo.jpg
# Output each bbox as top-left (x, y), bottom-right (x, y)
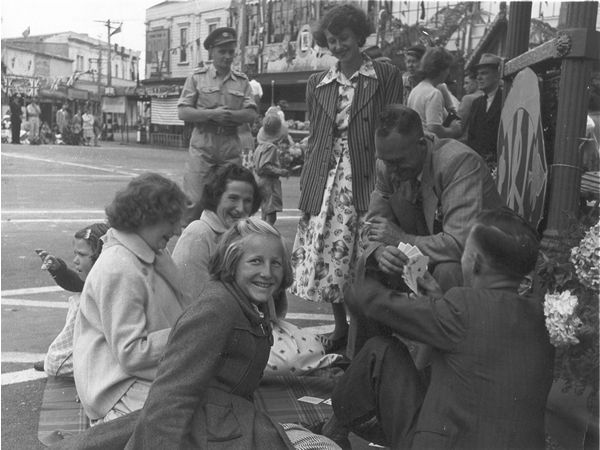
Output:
top-left (1, 32), bottom-right (141, 139)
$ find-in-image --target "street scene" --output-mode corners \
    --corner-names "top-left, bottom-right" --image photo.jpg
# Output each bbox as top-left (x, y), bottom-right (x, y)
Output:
top-left (2, 0), bottom-right (599, 449)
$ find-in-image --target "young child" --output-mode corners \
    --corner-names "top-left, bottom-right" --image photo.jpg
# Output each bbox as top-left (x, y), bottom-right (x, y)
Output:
top-left (253, 112), bottom-right (289, 225)
top-left (34, 223), bottom-right (109, 376)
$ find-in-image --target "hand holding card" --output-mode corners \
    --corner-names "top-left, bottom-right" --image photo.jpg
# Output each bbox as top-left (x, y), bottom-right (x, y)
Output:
top-left (397, 242), bottom-right (429, 294)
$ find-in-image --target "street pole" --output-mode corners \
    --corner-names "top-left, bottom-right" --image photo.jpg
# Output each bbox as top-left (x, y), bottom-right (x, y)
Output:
top-left (107, 19), bottom-right (113, 87)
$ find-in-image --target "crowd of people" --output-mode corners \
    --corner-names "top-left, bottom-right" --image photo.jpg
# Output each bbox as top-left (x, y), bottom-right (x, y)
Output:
top-left (6, 96), bottom-right (102, 146)
top-left (31, 3), bottom-right (581, 449)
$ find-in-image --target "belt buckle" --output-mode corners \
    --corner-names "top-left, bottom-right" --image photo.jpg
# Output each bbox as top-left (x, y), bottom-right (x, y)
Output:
top-left (216, 126), bottom-right (224, 135)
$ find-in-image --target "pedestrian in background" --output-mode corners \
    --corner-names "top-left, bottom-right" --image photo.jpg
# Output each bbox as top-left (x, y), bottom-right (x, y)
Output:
top-left (71, 110), bottom-right (83, 145)
top-left (253, 112), bottom-right (289, 225)
top-left (56, 103), bottom-right (70, 137)
top-left (26, 97), bottom-right (41, 144)
top-left (457, 71), bottom-right (483, 143)
top-left (178, 27), bottom-right (257, 225)
top-left (407, 47), bottom-right (462, 139)
top-left (82, 108), bottom-right (94, 146)
top-left (402, 45), bottom-right (425, 101)
top-left (9, 94), bottom-right (22, 144)
top-left (290, 3), bottom-right (403, 353)
top-left (465, 53), bottom-right (503, 168)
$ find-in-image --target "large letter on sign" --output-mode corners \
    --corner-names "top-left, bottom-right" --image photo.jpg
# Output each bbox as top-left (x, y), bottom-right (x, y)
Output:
top-left (497, 67), bottom-right (548, 228)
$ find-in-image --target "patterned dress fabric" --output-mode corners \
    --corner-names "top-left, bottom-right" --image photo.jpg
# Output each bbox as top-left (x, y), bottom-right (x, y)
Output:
top-left (290, 63), bottom-right (371, 304)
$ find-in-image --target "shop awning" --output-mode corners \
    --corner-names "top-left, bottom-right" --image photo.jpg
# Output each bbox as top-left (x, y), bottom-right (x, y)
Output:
top-left (151, 97), bottom-right (184, 126)
top-left (38, 88), bottom-right (67, 101)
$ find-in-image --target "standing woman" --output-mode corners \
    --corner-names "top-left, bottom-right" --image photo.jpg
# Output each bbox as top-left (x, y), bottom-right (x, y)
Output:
top-left (290, 4), bottom-right (403, 352)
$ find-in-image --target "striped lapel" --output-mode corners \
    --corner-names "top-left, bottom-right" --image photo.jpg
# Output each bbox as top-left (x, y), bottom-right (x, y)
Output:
top-left (349, 74), bottom-right (378, 123)
top-left (313, 81), bottom-right (338, 122)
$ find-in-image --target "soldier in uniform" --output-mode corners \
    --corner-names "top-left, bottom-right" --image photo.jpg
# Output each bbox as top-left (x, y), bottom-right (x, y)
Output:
top-left (178, 27), bottom-right (258, 224)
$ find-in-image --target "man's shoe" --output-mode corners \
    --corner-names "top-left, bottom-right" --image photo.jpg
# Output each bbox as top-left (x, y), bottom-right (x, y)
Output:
top-left (33, 360), bottom-right (45, 372)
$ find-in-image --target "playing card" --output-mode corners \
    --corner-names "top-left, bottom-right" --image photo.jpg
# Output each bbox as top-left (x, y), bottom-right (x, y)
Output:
top-left (297, 396), bottom-right (325, 404)
top-left (397, 243), bottom-right (429, 294)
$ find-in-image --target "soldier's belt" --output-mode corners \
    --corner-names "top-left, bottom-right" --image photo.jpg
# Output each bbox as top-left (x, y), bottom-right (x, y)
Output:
top-left (196, 123), bottom-right (238, 135)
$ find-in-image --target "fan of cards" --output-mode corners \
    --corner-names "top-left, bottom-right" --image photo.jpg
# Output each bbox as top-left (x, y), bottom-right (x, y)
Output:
top-left (397, 242), bottom-right (429, 294)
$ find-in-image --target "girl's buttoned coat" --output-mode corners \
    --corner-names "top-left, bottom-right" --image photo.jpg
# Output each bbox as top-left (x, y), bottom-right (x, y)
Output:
top-left (298, 60), bottom-right (403, 215)
top-left (73, 229), bottom-right (186, 420)
top-left (125, 281), bottom-right (293, 449)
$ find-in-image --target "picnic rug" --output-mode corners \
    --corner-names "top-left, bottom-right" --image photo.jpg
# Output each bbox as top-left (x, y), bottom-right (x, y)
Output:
top-left (38, 374), bottom-right (336, 447)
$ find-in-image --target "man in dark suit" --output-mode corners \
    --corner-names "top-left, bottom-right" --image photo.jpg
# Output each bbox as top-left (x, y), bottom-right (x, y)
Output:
top-left (321, 208), bottom-right (555, 450)
top-left (466, 53), bottom-right (502, 166)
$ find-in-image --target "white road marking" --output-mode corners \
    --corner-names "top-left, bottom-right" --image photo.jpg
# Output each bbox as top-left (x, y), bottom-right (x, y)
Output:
top-left (2, 210), bottom-right (105, 214)
top-left (285, 313), bottom-right (334, 321)
top-left (1, 152), bottom-right (138, 176)
top-left (3, 217), bottom-right (299, 224)
top-left (2, 286), bottom-right (63, 296)
top-left (1, 369), bottom-right (47, 386)
top-left (3, 219), bottom-right (106, 224)
top-left (2, 352), bottom-right (46, 363)
top-left (2, 174), bottom-right (129, 179)
top-left (2, 298), bottom-right (68, 309)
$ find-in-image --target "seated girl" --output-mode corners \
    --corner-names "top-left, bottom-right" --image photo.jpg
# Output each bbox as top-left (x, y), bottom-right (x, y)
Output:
top-left (73, 173), bottom-right (189, 424)
top-left (34, 223), bottom-right (109, 376)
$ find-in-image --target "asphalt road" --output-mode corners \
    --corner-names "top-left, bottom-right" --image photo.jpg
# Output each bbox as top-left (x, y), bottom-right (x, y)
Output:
top-left (0, 141), bottom-right (350, 449)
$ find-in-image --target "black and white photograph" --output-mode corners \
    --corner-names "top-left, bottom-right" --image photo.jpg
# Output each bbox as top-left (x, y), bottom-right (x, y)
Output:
top-left (1, 1), bottom-right (599, 449)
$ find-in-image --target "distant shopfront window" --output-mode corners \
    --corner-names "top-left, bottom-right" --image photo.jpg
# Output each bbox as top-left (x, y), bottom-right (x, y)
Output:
top-left (180, 28), bottom-right (187, 63)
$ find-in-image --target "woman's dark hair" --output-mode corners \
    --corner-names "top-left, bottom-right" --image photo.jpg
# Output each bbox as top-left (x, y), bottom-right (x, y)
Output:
top-left (469, 207), bottom-right (540, 279)
top-left (313, 4), bottom-right (372, 48)
top-left (105, 173), bottom-right (188, 232)
top-left (74, 222), bottom-right (110, 262)
top-left (418, 47), bottom-right (454, 80)
top-left (200, 164), bottom-right (261, 214)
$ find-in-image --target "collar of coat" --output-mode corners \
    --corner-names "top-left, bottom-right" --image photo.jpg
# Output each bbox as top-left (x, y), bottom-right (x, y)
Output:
top-left (222, 281), bottom-right (274, 340)
top-left (316, 55), bottom-right (378, 88)
top-left (102, 227), bottom-right (185, 301)
top-left (200, 209), bottom-right (229, 235)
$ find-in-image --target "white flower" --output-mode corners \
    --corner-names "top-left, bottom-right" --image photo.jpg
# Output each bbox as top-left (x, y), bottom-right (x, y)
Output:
top-left (544, 290), bottom-right (583, 347)
top-left (570, 221), bottom-right (600, 291)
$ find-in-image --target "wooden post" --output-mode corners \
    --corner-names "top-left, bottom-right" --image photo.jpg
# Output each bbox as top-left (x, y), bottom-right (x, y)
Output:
top-left (505, 2), bottom-right (531, 59)
top-left (503, 2), bottom-right (532, 101)
top-left (543, 1), bottom-right (598, 251)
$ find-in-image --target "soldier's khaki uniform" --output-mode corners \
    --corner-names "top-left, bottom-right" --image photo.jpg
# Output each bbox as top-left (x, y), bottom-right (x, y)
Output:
top-left (178, 64), bottom-right (256, 208)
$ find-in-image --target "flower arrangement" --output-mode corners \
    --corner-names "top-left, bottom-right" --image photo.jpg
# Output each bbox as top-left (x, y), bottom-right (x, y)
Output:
top-left (570, 221), bottom-right (600, 291)
top-left (543, 290), bottom-right (583, 347)
top-left (537, 218), bottom-right (599, 396)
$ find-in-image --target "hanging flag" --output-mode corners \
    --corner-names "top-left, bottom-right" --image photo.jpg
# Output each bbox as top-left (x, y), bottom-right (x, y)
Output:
top-left (22, 26), bottom-right (31, 38)
top-left (110, 23), bottom-right (122, 37)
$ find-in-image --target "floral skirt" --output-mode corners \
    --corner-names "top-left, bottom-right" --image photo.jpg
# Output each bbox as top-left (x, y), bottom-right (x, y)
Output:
top-left (289, 138), bottom-right (367, 304)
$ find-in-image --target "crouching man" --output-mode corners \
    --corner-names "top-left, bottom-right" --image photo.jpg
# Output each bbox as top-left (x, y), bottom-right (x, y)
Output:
top-left (322, 207), bottom-right (555, 450)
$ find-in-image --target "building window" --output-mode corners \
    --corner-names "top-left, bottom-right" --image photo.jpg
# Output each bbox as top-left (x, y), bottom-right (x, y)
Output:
top-left (115, 64), bottom-right (118, 79)
top-left (180, 28), bottom-right (187, 63)
top-left (76, 55), bottom-right (84, 72)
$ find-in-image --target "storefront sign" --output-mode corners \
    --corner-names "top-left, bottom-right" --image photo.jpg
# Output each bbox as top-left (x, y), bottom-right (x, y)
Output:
top-left (147, 28), bottom-right (170, 78)
top-left (102, 96), bottom-right (126, 114)
top-left (497, 67), bottom-right (548, 228)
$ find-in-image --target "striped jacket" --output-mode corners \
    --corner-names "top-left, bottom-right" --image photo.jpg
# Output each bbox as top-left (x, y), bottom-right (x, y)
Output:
top-left (298, 61), bottom-right (403, 214)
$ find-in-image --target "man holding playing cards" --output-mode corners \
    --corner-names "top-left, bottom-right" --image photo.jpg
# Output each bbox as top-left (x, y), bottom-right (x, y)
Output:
top-left (364, 104), bottom-right (503, 291)
top-left (349, 104), bottom-right (503, 358)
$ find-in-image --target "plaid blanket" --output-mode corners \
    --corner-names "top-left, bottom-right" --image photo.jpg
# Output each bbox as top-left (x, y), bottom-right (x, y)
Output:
top-left (38, 375), bottom-right (336, 447)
